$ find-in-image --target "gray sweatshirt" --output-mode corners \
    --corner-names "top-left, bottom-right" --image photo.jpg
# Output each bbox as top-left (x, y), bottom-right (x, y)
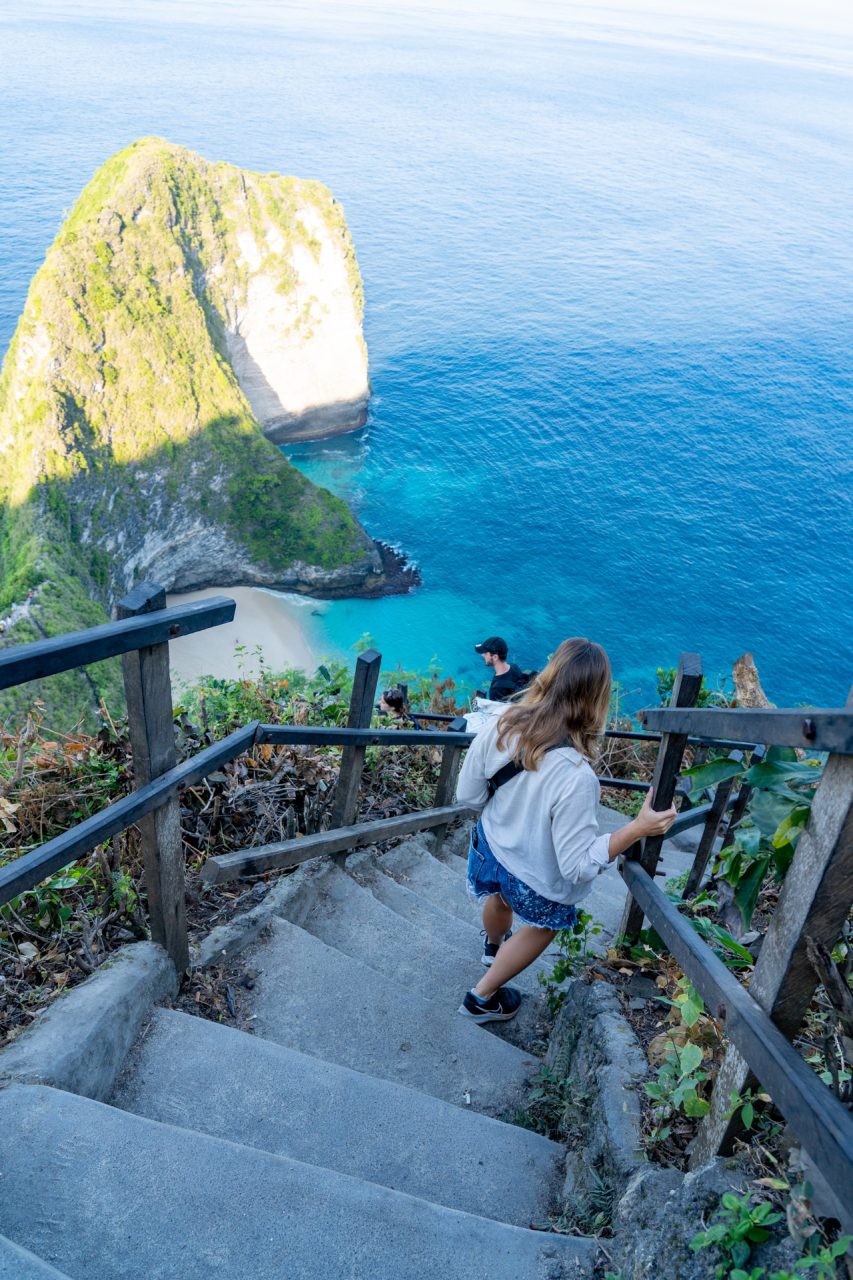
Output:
top-left (455, 714), bottom-right (613, 905)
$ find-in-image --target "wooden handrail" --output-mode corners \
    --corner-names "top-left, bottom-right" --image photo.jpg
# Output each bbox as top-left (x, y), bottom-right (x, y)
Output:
top-left (259, 724), bottom-right (474, 747)
top-left (0, 724), bottom-right (259, 905)
top-left (605, 729), bottom-right (756, 750)
top-left (642, 706), bottom-right (853, 754)
top-left (0, 595), bottom-right (236, 690)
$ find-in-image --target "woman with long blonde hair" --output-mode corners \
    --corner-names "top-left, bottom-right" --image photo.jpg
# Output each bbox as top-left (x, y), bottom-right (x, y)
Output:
top-left (455, 637), bottom-right (677, 1023)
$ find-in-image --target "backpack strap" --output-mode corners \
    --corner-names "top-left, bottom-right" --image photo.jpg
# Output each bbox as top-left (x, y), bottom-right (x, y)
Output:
top-left (486, 738), bottom-right (572, 799)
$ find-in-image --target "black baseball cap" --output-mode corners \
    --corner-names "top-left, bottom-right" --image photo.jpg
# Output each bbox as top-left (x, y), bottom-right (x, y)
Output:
top-left (474, 636), bottom-right (508, 659)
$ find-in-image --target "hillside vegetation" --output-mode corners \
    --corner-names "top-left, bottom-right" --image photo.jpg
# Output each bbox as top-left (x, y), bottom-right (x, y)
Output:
top-left (0, 138), bottom-right (377, 730)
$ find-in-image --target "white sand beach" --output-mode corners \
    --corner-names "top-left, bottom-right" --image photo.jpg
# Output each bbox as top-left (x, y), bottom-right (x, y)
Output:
top-left (166, 586), bottom-right (322, 688)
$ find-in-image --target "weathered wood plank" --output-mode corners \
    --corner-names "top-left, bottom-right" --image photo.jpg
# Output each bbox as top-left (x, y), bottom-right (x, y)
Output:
top-left (201, 804), bottom-right (471, 884)
top-left (260, 725), bottom-right (476, 747)
top-left (604, 730), bottom-right (757, 748)
top-left (430, 721), bottom-right (468, 851)
top-left (621, 861), bottom-right (853, 1218)
top-left (330, 649), bottom-right (382, 836)
top-left (619, 653), bottom-right (703, 939)
top-left (599, 777), bottom-right (652, 793)
top-left (0, 725), bottom-right (259, 905)
top-left (642, 706), bottom-right (853, 754)
top-left (718, 745), bottom-right (765, 852)
top-left (0, 595), bottom-right (236, 690)
top-left (117, 584), bottom-right (187, 969)
top-left (682, 774), bottom-right (738, 899)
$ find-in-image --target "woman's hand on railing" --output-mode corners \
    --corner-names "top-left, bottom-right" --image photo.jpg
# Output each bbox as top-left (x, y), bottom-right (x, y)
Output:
top-left (607, 788), bottom-right (679, 861)
top-left (634, 788), bottom-right (678, 837)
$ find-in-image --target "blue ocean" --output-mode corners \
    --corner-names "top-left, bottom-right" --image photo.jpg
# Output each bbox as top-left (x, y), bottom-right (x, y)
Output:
top-left (1, 1), bottom-right (851, 707)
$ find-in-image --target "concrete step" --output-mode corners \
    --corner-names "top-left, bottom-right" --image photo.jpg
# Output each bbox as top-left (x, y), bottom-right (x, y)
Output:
top-left (113, 1007), bottom-right (563, 1226)
top-left (374, 837), bottom-right (483, 927)
top-left (441, 820), bottom-right (472, 853)
top-left (348, 849), bottom-right (483, 947)
top-left (350, 848), bottom-right (559, 995)
top-left (381, 838), bottom-right (563, 979)
top-left (0, 1236), bottom-right (72, 1279)
top-left (0, 1085), bottom-right (597, 1280)
top-left (285, 863), bottom-right (551, 1049)
top-left (247, 917), bottom-right (538, 1117)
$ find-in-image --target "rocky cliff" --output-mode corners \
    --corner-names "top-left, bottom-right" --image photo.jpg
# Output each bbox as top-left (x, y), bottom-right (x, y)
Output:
top-left (0, 138), bottom-right (409, 728)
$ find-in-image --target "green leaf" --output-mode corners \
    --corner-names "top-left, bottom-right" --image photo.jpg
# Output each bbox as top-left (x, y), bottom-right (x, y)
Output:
top-left (733, 855), bottom-right (771, 927)
top-left (742, 1101), bottom-right (754, 1129)
top-left (769, 840), bottom-right (796, 879)
top-left (765, 745), bottom-right (798, 764)
top-left (749, 790), bottom-right (799, 836)
top-left (681, 758), bottom-right (745, 788)
top-left (681, 996), bottom-right (703, 1028)
top-left (736, 826), bottom-right (763, 858)
top-left (745, 760), bottom-right (823, 789)
top-left (679, 1042), bottom-right (703, 1074)
top-left (683, 1091), bottom-right (710, 1117)
top-left (732, 1241), bottom-right (752, 1268)
top-left (705, 924), bottom-right (754, 965)
top-left (771, 805), bottom-right (810, 847)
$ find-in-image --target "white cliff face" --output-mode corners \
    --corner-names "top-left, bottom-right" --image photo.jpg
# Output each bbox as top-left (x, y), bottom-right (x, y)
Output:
top-left (224, 202), bottom-right (369, 442)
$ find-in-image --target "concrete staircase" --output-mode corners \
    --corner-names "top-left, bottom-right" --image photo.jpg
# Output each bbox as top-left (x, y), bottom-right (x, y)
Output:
top-left (0, 826), bottom-right (608, 1279)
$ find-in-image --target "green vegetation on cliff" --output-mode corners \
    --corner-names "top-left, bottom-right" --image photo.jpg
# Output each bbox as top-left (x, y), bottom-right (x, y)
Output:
top-left (0, 138), bottom-right (373, 731)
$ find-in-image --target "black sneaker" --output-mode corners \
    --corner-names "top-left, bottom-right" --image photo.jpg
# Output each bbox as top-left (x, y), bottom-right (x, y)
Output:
top-left (481, 930), bottom-right (512, 968)
top-left (458, 986), bottom-right (522, 1024)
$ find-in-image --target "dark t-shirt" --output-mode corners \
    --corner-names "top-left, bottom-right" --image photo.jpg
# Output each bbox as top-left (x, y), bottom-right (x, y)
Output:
top-left (489, 663), bottom-right (525, 702)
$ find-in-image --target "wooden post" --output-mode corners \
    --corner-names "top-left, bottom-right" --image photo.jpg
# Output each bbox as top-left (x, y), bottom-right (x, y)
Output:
top-left (691, 691), bottom-right (853, 1167)
top-left (117, 581), bottom-right (189, 973)
top-left (682, 769), bottom-right (740, 900)
top-left (718, 745), bottom-right (764, 851)
top-left (430, 718), bottom-right (468, 852)
top-left (618, 652), bottom-right (703, 941)
top-left (330, 649), bottom-right (382, 843)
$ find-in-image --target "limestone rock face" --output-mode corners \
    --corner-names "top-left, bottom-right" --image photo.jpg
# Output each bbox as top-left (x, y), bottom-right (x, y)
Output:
top-left (733, 652), bottom-right (774, 708)
top-left (0, 138), bottom-right (390, 726)
top-left (225, 214), bottom-right (369, 442)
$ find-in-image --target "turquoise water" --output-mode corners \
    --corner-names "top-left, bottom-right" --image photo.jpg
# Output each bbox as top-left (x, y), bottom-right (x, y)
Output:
top-left (1, 2), bottom-right (852, 706)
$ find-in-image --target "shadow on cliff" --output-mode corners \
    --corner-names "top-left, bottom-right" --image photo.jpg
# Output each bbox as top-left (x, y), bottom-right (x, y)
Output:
top-left (0, 408), bottom-right (381, 626)
top-left (225, 334), bottom-right (368, 445)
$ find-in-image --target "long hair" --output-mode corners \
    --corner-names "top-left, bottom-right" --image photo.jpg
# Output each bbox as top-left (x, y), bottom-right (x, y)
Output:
top-left (381, 687), bottom-right (407, 715)
top-left (495, 638), bottom-right (611, 767)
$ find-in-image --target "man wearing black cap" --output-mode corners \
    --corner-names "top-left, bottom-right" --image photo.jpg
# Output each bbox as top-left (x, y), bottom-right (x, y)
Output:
top-left (474, 636), bottom-right (526, 703)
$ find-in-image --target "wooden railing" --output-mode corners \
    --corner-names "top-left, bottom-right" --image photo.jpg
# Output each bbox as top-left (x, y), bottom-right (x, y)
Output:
top-left (0, 584), bottom-right (474, 969)
top-left (617, 657), bottom-right (853, 1225)
top-left (2, 592), bottom-right (851, 1216)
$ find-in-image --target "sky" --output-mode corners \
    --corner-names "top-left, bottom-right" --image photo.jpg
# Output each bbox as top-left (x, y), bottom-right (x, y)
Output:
top-left (6, 0), bottom-right (853, 35)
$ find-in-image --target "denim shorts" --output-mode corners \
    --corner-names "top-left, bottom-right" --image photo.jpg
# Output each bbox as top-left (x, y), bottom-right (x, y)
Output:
top-left (466, 819), bottom-right (580, 931)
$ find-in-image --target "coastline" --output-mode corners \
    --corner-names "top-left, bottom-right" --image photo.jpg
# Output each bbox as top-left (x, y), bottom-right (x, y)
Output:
top-left (165, 586), bottom-right (324, 688)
